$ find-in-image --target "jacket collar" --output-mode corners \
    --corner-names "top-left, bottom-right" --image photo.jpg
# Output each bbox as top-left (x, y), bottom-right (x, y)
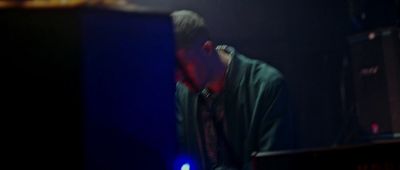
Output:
top-left (216, 45), bottom-right (244, 94)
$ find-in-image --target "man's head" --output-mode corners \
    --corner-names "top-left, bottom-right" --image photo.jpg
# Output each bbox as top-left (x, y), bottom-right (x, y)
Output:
top-left (171, 10), bottom-right (218, 92)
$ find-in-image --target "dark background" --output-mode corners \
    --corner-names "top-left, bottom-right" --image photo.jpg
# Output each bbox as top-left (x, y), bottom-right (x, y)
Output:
top-left (130, 0), bottom-right (399, 149)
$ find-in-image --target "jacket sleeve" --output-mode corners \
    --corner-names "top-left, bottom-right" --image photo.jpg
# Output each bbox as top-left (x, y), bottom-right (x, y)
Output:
top-left (257, 77), bottom-right (294, 152)
top-left (241, 73), bottom-right (295, 170)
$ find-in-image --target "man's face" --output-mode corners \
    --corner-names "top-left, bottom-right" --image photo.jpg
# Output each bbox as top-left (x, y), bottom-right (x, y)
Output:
top-left (176, 45), bottom-right (209, 92)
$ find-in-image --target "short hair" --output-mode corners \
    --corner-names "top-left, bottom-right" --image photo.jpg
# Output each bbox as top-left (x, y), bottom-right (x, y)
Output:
top-left (171, 10), bottom-right (210, 49)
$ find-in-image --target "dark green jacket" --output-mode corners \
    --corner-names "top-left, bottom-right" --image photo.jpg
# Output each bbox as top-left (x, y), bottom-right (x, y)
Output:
top-left (176, 46), bottom-right (294, 170)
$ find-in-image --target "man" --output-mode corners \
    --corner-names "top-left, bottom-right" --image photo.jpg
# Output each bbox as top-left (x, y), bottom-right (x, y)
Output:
top-left (173, 10), bottom-right (294, 170)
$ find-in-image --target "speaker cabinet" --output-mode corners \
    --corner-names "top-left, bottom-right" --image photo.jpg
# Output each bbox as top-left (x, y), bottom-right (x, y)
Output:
top-left (349, 27), bottom-right (400, 139)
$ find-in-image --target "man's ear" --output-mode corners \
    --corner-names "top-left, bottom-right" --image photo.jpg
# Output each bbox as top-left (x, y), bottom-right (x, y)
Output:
top-left (202, 40), bottom-right (214, 55)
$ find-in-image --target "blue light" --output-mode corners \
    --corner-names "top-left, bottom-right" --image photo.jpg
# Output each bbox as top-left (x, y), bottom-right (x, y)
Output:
top-left (174, 155), bottom-right (196, 170)
top-left (181, 163), bottom-right (190, 170)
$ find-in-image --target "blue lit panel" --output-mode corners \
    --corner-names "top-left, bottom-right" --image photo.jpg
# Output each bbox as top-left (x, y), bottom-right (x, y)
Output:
top-left (82, 9), bottom-right (176, 170)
